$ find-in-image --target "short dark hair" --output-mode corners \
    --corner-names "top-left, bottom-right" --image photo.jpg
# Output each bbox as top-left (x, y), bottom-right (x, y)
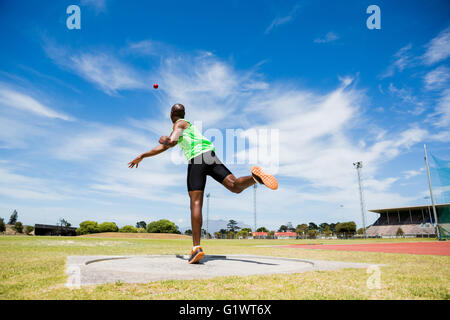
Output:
top-left (171, 103), bottom-right (185, 119)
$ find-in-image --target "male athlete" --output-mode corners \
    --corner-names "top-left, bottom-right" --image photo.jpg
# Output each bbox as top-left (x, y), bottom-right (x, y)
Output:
top-left (128, 104), bottom-right (278, 264)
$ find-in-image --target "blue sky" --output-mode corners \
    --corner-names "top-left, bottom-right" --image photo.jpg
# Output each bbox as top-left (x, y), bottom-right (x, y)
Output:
top-left (0, 0), bottom-right (449, 230)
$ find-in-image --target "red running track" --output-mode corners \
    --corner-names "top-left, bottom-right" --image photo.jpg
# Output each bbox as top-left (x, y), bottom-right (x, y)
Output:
top-left (279, 241), bottom-right (450, 256)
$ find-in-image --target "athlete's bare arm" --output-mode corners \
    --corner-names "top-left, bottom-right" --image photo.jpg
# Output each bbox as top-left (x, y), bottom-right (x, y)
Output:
top-left (160, 120), bottom-right (188, 147)
top-left (128, 120), bottom-right (188, 168)
top-left (127, 144), bottom-right (169, 168)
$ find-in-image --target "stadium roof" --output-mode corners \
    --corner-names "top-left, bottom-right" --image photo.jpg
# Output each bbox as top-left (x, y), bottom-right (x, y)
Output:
top-left (369, 203), bottom-right (450, 214)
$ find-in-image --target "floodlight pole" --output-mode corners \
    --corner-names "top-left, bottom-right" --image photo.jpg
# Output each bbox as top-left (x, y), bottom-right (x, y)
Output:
top-left (423, 144), bottom-right (440, 239)
top-left (253, 184), bottom-right (257, 234)
top-left (206, 193), bottom-right (210, 239)
top-left (353, 161), bottom-right (367, 238)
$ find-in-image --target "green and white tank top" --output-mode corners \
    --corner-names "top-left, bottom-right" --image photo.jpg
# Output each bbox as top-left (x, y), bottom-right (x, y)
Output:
top-left (176, 119), bottom-right (215, 161)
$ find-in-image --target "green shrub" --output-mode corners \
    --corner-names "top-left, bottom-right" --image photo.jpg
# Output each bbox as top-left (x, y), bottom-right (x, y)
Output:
top-left (76, 220), bottom-right (99, 235)
top-left (335, 221), bottom-right (356, 238)
top-left (0, 218), bottom-right (5, 233)
top-left (119, 225), bottom-right (138, 233)
top-left (146, 219), bottom-right (180, 234)
top-left (237, 230), bottom-right (249, 238)
top-left (307, 229), bottom-right (317, 239)
top-left (98, 222), bottom-right (118, 233)
top-left (25, 226), bottom-right (34, 235)
top-left (136, 227), bottom-right (146, 233)
top-left (13, 222), bottom-right (23, 233)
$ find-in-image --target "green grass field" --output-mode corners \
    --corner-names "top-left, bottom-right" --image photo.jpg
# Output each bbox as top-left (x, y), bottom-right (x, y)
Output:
top-left (0, 235), bottom-right (448, 300)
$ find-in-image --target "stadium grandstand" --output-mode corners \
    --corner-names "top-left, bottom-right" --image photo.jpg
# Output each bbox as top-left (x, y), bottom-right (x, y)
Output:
top-left (367, 203), bottom-right (450, 238)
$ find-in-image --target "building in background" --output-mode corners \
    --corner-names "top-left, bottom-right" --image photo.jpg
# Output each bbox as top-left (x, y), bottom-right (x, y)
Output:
top-left (250, 232), bottom-right (268, 239)
top-left (34, 224), bottom-right (77, 236)
top-left (274, 232), bottom-right (298, 239)
top-left (366, 203), bottom-right (450, 238)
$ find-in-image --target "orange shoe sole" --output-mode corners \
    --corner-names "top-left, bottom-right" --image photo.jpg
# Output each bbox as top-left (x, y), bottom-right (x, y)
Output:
top-left (188, 251), bottom-right (205, 264)
top-left (251, 166), bottom-right (278, 190)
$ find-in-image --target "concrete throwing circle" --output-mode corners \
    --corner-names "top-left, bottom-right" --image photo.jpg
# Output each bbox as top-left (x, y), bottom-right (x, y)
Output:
top-left (66, 255), bottom-right (377, 286)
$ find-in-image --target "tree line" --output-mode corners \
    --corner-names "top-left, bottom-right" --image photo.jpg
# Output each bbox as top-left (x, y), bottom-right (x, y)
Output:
top-left (184, 219), bottom-right (363, 239)
top-left (278, 221), bottom-right (361, 239)
top-left (0, 210), bottom-right (183, 236)
top-left (76, 219), bottom-right (181, 235)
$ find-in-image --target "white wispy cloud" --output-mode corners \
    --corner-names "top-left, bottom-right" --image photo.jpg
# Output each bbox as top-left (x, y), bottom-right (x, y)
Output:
top-left (0, 84), bottom-right (72, 121)
top-left (388, 83), bottom-right (425, 115)
top-left (0, 116), bottom-right (47, 149)
top-left (71, 52), bottom-right (147, 94)
top-left (265, 4), bottom-right (301, 34)
top-left (379, 44), bottom-right (413, 78)
top-left (124, 39), bottom-right (171, 57)
top-left (422, 26), bottom-right (450, 65)
top-left (379, 27), bottom-right (450, 139)
top-left (403, 168), bottom-right (424, 180)
top-left (242, 85), bottom-right (427, 191)
top-left (44, 42), bottom-right (148, 95)
top-left (154, 53), bottom-right (268, 127)
top-left (432, 89), bottom-right (450, 127)
top-left (393, 44), bottom-right (414, 71)
top-left (424, 65), bottom-right (450, 90)
top-left (381, 27), bottom-right (450, 79)
top-left (0, 166), bottom-right (70, 201)
top-left (314, 32), bottom-right (339, 44)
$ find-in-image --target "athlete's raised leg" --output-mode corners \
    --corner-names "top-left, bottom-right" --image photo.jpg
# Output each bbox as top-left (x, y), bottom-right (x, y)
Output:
top-left (222, 174), bottom-right (255, 194)
top-left (221, 166), bottom-right (278, 193)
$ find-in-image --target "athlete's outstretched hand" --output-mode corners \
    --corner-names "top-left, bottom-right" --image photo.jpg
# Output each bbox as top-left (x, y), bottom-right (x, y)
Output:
top-left (129, 142), bottom-right (173, 168)
top-left (128, 156), bottom-right (143, 168)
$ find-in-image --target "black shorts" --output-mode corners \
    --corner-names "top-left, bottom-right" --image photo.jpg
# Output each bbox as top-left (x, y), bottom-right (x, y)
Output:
top-left (187, 151), bottom-right (232, 191)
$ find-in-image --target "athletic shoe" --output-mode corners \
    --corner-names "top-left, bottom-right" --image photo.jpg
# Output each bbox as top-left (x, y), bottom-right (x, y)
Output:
top-left (188, 246), bottom-right (205, 264)
top-left (251, 166), bottom-right (278, 190)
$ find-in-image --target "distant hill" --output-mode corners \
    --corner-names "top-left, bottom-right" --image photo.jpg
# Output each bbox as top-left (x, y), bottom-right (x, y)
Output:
top-left (179, 219), bottom-right (251, 234)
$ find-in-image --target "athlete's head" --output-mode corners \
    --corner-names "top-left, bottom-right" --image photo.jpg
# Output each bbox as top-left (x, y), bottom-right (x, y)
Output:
top-left (170, 103), bottom-right (185, 123)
